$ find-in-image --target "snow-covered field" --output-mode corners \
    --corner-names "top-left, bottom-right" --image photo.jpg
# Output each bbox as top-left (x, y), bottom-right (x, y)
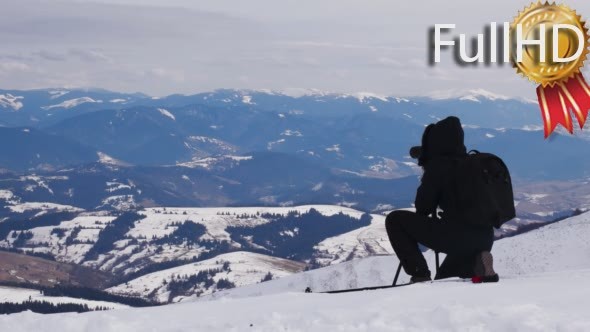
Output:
top-left (2, 270), bottom-right (589, 331)
top-left (2, 209), bottom-right (590, 331)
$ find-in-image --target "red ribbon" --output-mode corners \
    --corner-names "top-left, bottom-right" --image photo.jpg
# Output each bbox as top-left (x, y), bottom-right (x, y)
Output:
top-left (536, 73), bottom-right (590, 138)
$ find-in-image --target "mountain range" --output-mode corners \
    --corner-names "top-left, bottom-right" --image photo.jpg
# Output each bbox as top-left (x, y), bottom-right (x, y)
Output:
top-left (0, 88), bottom-right (588, 217)
top-left (1, 87), bottom-right (590, 309)
top-left (1, 88), bottom-right (586, 179)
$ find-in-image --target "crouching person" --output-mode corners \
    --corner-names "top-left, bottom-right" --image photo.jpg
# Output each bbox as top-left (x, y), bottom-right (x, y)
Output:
top-left (386, 116), bottom-right (515, 283)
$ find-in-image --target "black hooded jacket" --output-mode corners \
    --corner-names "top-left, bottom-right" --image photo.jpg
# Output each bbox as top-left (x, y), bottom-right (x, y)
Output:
top-left (415, 116), bottom-right (467, 219)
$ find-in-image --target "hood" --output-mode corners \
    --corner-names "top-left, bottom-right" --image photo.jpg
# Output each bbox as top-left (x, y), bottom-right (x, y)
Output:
top-left (419, 116), bottom-right (466, 165)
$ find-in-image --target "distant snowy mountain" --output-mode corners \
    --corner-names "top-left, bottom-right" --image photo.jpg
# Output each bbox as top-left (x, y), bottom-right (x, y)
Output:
top-left (0, 157), bottom-right (419, 211)
top-left (0, 87), bottom-right (585, 182)
top-left (0, 87), bottom-right (587, 182)
top-left (0, 87), bottom-right (540, 128)
top-left (0, 89), bottom-right (146, 127)
top-left (428, 88), bottom-right (512, 102)
top-left (0, 127), bottom-right (98, 171)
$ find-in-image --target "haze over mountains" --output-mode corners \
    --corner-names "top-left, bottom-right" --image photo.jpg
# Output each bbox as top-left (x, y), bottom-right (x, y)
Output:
top-left (0, 88), bottom-right (588, 215)
top-left (1, 87), bottom-right (585, 178)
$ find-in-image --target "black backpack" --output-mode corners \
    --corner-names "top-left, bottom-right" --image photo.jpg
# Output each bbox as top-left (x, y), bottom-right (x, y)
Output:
top-left (449, 151), bottom-right (516, 229)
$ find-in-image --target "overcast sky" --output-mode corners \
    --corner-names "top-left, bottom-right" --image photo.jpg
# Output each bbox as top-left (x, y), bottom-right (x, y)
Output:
top-left (2, 0), bottom-right (590, 97)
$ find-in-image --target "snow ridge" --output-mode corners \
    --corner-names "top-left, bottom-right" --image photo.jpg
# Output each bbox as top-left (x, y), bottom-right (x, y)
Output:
top-left (429, 88), bottom-right (510, 102)
top-left (0, 94), bottom-right (24, 111)
top-left (42, 97), bottom-right (102, 110)
top-left (157, 108), bottom-right (175, 121)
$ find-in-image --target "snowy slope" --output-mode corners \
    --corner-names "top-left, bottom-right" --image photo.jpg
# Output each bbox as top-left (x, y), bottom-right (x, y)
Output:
top-left (138, 205), bottom-right (365, 243)
top-left (12, 214), bottom-right (117, 264)
top-left (4, 205), bottom-right (369, 277)
top-left (0, 287), bottom-right (127, 310)
top-left (108, 251), bottom-right (305, 303)
top-left (205, 254), bottom-right (409, 299)
top-left (2, 211), bottom-right (590, 330)
top-left (312, 213), bottom-right (392, 266)
top-left (7, 202), bottom-right (83, 215)
top-left (204, 211), bottom-right (590, 299)
top-left (125, 205), bottom-right (365, 266)
top-left (493, 213), bottom-right (590, 275)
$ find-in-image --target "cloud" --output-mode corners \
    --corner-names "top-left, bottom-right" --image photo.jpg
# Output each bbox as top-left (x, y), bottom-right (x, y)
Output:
top-left (69, 49), bottom-right (112, 63)
top-left (275, 41), bottom-right (423, 52)
top-left (0, 62), bottom-right (32, 73)
top-left (374, 57), bottom-right (403, 67)
top-left (33, 50), bottom-right (67, 62)
top-left (2, 0), bottom-right (580, 98)
top-left (146, 68), bottom-right (185, 82)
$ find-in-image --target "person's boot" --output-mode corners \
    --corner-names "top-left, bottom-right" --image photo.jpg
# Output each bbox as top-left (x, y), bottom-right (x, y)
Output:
top-left (472, 251), bottom-right (499, 283)
top-left (409, 267), bottom-right (432, 283)
top-left (410, 275), bottom-right (432, 283)
top-left (400, 256), bottom-right (431, 284)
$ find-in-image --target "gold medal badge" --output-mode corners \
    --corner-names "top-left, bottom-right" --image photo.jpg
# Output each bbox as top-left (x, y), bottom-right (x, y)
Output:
top-left (511, 2), bottom-right (590, 137)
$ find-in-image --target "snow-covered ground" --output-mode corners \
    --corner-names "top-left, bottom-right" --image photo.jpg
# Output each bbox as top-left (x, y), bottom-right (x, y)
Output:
top-left (2, 270), bottom-right (589, 331)
top-left (3, 209), bottom-right (590, 331)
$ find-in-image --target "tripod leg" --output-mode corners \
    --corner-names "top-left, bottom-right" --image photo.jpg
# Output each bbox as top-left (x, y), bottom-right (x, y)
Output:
top-left (392, 261), bottom-right (402, 286)
top-left (435, 251), bottom-right (440, 275)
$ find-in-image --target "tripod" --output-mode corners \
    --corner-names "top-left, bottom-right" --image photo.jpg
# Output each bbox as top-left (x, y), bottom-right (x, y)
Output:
top-left (392, 251), bottom-right (440, 286)
top-left (320, 251), bottom-right (441, 294)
